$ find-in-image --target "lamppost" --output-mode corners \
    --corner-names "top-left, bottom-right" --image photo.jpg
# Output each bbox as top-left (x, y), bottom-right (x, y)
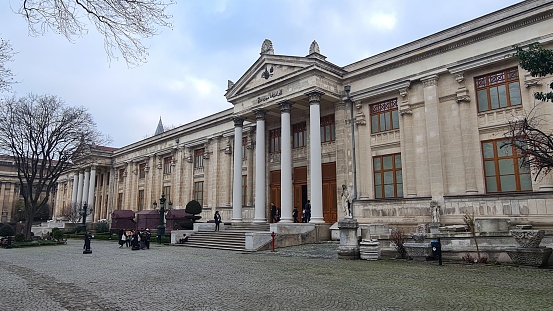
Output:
top-left (344, 85), bottom-right (358, 202)
top-left (81, 203), bottom-right (88, 233)
top-left (157, 194), bottom-right (166, 244)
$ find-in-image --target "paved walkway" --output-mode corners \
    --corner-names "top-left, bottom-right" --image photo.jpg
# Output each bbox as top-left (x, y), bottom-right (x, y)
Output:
top-left (1, 239), bottom-right (552, 311)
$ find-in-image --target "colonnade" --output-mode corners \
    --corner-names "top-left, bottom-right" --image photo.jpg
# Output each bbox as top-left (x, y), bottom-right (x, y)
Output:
top-left (231, 91), bottom-right (325, 224)
top-left (71, 166), bottom-right (97, 212)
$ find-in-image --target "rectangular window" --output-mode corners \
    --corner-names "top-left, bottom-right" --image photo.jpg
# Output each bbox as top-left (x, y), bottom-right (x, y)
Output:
top-left (370, 99), bottom-right (399, 134)
top-left (320, 114), bottom-right (336, 143)
top-left (138, 190), bottom-right (144, 211)
top-left (482, 139), bottom-right (532, 193)
top-left (242, 175), bottom-right (247, 207)
top-left (117, 193), bottom-right (123, 209)
top-left (194, 181), bottom-right (204, 206)
top-left (194, 149), bottom-right (204, 169)
top-left (139, 163), bottom-right (146, 179)
top-left (269, 128), bottom-right (281, 153)
top-left (475, 67), bottom-right (521, 112)
top-left (163, 156), bottom-right (172, 175)
top-left (293, 122), bottom-right (307, 148)
top-left (373, 153), bottom-right (403, 198)
top-left (242, 137), bottom-right (248, 160)
top-left (163, 186), bottom-right (171, 203)
top-left (118, 168), bottom-right (125, 182)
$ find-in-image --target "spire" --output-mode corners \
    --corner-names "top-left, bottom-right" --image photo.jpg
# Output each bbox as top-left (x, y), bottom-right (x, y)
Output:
top-left (155, 117), bottom-right (164, 135)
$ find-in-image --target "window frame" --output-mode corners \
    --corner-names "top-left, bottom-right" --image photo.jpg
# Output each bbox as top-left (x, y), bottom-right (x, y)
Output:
top-left (373, 153), bottom-right (403, 199)
top-left (320, 114), bottom-right (336, 143)
top-left (269, 128), bottom-right (281, 153)
top-left (370, 98), bottom-right (399, 134)
top-left (194, 181), bottom-right (204, 206)
top-left (292, 121), bottom-right (307, 148)
top-left (138, 190), bottom-right (144, 211)
top-left (194, 148), bottom-right (205, 169)
top-left (163, 156), bottom-right (173, 175)
top-left (138, 163), bottom-right (146, 179)
top-left (482, 138), bottom-right (532, 193)
top-left (475, 67), bottom-right (522, 112)
top-left (163, 186), bottom-right (171, 203)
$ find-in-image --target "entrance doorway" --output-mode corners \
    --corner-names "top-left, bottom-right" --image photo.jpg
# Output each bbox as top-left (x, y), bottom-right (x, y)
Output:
top-left (270, 162), bottom-right (337, 223)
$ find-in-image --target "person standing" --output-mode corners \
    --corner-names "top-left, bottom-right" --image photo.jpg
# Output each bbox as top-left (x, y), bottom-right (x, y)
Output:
top-left (271, 203), bottom-right (278, 223)
top-left (118, 229), bottom-right (126, 248)
top-left (304, 200), bottom-right (311, 223)
top-left (83, 232), bottom-right (92, 254)
top-left (144, 229), bottom-right (151, 249)
top-left (214, 211), bottom-right (222, 231)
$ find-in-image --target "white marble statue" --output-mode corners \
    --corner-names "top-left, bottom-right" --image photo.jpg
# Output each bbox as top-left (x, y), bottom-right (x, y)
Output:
top-left (431, 201), bottom-right (440, 224)
top-left (341, 184), bottom-right (352, 218)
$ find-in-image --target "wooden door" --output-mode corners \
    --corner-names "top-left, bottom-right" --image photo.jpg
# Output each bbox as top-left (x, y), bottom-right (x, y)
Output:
top-left (322, 162), bottom-right (337, 223)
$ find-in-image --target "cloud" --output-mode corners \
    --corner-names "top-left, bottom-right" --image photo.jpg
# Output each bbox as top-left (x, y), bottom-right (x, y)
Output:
top-left (369, 12), bottom-right (397, 30)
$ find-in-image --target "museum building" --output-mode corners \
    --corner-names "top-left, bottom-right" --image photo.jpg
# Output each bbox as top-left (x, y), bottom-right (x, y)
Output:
top-left (53, 0), bottom-right (553, 231)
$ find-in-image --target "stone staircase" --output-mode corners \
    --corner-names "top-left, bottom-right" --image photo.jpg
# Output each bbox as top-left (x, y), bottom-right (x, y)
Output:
top-left (174, 223), bottom-right (271, 251)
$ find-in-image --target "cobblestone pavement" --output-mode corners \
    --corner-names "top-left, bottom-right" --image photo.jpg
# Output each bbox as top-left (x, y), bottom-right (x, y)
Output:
top-left (1, 239), bottom-right (553, 311)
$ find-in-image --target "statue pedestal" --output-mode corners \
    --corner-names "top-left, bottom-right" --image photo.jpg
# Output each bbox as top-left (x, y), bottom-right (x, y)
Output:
top-left (337, 218), bottom-right (359, 260)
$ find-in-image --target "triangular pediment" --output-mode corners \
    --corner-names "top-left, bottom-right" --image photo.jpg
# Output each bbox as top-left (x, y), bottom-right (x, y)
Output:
top-left (225, 55), bottom-right (316, 101)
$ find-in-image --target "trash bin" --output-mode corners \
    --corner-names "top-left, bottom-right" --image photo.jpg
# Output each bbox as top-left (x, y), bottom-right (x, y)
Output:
top-left (431, 238), bottom-right (442, 265)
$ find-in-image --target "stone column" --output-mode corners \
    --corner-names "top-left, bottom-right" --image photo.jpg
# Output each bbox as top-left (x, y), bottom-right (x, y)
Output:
top-left (71, 174), bottom-right (79, 205)
top-left (422, 75), bottom-right (445, 201)
top-left (307, 91), bottom-right (325, 223)
top-left (254, 110), bottom-right (267, 223)
top-left (76, 170), bottom-right (84, 205)
top-left (455, 74), bottom-right (478, 193)
top-left (82, 168), bottom-right (90, 206)
top-left (232, 117), bottom-right (244, 222)
top-left (279, 101), bottom-right (293, 223)
top-left (398, 91), bottom-right (417, 197)
top-left (87, 166), bottom-right (96, 214)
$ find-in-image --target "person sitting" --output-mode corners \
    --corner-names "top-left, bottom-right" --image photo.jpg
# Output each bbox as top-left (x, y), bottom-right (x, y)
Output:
top-left (178, 234), bottom-right (189, 244)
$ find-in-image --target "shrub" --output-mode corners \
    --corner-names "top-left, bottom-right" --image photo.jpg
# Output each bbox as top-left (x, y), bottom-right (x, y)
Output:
top-left (51, 228), bottom-right (64, 242)
top-left (185, 200), bottom-right (202, 215)
top-left (0, 224), bottom-right (15, 237)
top-left (14, 233), bottom-right (25, 242)
top-left (95, 220), bottom-right (110, 233)
top-left (390, 228), bottom-right (407, 259)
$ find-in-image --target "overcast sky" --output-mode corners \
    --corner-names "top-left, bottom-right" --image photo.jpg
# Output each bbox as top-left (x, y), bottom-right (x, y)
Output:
top-left (0, 0), bottom-right (522, 148)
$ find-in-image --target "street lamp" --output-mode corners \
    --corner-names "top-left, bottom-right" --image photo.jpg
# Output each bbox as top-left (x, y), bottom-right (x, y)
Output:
top-left (81, 202), bottom-right (88, 233)
top-left (157, 194), bottom-right (166, 244)
top-left (344, 85), bottom-right (358, 202)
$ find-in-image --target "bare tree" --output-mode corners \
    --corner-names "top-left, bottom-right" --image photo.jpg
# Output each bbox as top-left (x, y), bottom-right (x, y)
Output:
top-left (506, 107), bottom-right (553, 179)
top-left (0, 94), bottom-right (106, 240)
top-left (59, 202), bottom-right (83, 224)
top-left (504, 44), bottom-right (553, 179)
top-left (0, 38), bottom-right (15, 92)
top-left (16, 0), bottom-right (174, 66)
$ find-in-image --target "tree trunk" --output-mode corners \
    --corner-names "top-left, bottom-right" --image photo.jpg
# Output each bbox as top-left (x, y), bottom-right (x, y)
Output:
top-left (24, 217), bottom-right (33, 241)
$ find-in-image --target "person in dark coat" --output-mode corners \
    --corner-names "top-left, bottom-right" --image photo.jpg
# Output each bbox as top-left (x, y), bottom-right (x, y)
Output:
top-left (144, 229), bottom-right (151, 249)
top-left (293, 207), bottom-right (299, 223)
top-left (118, 229), bottom-right (126, 248)
top-left (271, 202), bottom-right (278, 223)
top-left (83, 232), bottom-right (92, 254)
top-left (130, 230), bottom-right (140, 250)
top-left (304, 200), bottom-right (311, 223)
top-left (214, 211), bottom-right (222, 231)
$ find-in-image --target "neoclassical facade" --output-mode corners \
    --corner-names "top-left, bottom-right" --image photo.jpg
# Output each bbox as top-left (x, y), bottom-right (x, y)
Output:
top-left (55, 0), bottom-right (553, 230)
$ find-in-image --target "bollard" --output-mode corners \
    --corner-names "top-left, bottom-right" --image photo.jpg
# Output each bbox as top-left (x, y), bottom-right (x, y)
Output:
top-left (271, 231), bottom-right (276, 252)
top-left (431, 238), bottom-right (442, 265)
